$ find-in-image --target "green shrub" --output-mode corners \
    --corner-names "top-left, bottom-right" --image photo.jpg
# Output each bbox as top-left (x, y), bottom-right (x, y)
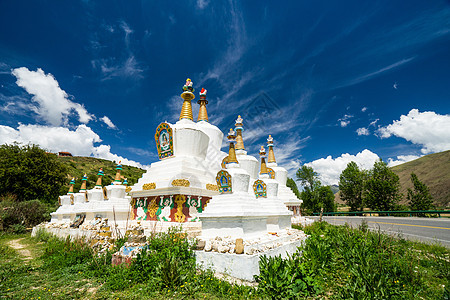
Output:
top-left (255, 254), bottom-right (317, 299)
top-left (0, 199), bottom-right (50, 232)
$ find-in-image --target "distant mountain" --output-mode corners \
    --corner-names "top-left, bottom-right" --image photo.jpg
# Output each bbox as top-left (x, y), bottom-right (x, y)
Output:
top-left (57, 156), bottom-right (146, 193)
top-left (329, 184), bottom-right (340, 195)
top-left (391, 150), bottom-right (450, 208)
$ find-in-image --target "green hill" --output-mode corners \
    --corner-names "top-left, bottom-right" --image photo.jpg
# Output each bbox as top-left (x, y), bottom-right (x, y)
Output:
top-left (57, 156), bottom-right (146, 194)
top-left (391, 150), bottom-right (450, 208)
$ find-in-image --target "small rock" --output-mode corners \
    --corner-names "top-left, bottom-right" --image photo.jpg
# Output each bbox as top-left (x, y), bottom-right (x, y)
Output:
top-left (235, 238), bottom-right (244, 254)
top-left (218, 245), bottom-right (229, 253)
top-left (196, 240), bottom-right (206, 250)
top-left (204, 240), bottom-right (212, 252)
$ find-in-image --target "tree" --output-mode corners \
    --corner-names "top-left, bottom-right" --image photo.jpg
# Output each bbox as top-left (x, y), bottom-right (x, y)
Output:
top-left (364, 160), bottom-right (402, 211)
top-left (296, 165), bottom-right (320, 190)
top-left (0, 143), bottom-right (67, 205)
top-left (407, 172), bottom-right (433, 211)
top-left (339, 161), bottom-right (365, 211)
top-left (286, 177), bottom-right (301, 200)
top-left (296, 165), bottom-right (335, 213)
top-left (317, 186), bottom-right (335, 213)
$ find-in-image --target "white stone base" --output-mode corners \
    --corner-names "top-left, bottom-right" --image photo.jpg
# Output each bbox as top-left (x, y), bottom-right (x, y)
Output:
top-left (195, 237), bottom-right (305, 282)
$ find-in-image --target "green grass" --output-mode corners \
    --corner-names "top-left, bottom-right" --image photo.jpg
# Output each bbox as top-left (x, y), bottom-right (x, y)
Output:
top-left (1, 224), bottom-right (448, 299)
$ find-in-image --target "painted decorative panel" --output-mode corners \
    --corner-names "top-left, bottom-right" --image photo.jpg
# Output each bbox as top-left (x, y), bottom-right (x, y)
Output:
top-left (216, 170), bottom-right (232, 194)
top-left (253, 179), bottom-right (267, 198)
top-left (155, 122), bottom-right (174, 159)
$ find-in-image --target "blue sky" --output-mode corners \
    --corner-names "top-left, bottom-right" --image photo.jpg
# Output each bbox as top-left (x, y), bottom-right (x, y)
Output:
top-left (1, 0), bottom-right (449, 185)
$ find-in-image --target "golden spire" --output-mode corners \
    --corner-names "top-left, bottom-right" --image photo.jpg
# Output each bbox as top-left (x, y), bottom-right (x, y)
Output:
top-left (197, 88), bottom-right (209, 122)
top-left (259, 146), bottom-right (268, 175)
top-left (235, 115), bottom-right (245, 150)
top-left (114, 162), bottom-right (122, 183)
top-left (180, 78), bottom-right (195, 121)
top-left (68, 177), bottom-right (75, 194)
top-left (79, 173), bottom-right (88, 191)
top-left (267, 135), bottom-right (276, 163)
top-left (95, 168), bottom-right (104, 187)
top-left (227, 128), bottom-right (238, 164)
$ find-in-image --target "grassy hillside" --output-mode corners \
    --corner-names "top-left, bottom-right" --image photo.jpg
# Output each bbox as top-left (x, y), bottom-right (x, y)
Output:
top-left (391, 150), bottom-right (450, 208)
top-left (57, 156), bottom-right (146, 194)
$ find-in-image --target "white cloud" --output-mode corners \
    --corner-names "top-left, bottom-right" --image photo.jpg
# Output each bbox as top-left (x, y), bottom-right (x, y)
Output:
top-left (338, 114), bottom-right (353, 127)
top-left (92, 145), bottom-right (149, 169)
top-left (305, 149), bottom-right (380, 186)
top-left (100, 116), bottom-right (117, 129)
top-left (377, 109), bottom-right (450, 154)
top-left (387, 155), bottom-right (421, 167)
top-left (369, 118), bottom-right (379, 127)
top-left (361, 107), bottom-right (367, 112)
top-left (0, 124), bottom-right (147, 169)
top-left (197, 0), bottom-right (209, 9)
top-left (11, 67), bottom-right (94, 126)
top-left (0, 124), bottom-right (100, 155)
top-left (356, 127), bottom-right (370, 136)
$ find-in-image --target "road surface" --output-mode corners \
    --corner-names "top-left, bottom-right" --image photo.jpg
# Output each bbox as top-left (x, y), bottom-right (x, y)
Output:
top-left (309, 216), bottom-right (450, 248)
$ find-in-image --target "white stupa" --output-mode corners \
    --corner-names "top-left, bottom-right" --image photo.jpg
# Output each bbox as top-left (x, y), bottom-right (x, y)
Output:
top-left (128, 79), bottom-right (223, 234)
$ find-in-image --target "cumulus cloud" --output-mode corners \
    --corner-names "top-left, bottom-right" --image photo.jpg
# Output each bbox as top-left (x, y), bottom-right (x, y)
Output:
top-left (11, 67), bottom-right (94, 126)
top-left (387, 155), bottom-right (421, 167)
top-left (356, 127), bottom-right (370, 136)
top-left (377, 109), bottom-right (450, 154)
top-left (361, 107), bottom-right (367, 112)
top-left (0, 124), bottom-right (100, 155)
top-left (0, 124), bottom-right (147, 168)
top-left (305, 149), bottom-right (380, 186)
top-left (100, 116), bottom-right (117, 129)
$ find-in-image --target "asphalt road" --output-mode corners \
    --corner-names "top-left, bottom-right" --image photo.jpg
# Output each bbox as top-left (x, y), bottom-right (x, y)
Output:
top-left (309, 216), bottom-right (450, 248)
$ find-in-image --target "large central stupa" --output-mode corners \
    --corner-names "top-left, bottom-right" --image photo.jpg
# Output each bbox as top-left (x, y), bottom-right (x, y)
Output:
top-left (37, 78), bottom-right (308, 280)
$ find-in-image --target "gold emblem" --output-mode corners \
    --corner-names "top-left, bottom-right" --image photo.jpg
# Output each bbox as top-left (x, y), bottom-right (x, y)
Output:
top-left (143, 183), bottom-right (156, 190)
top-left (174, 194), bottom-right (186, 223)
top-left (206, 183), bottom-right (219, 191)
top-left (148, 198), bottom-right (159, 218)
top-left (171, 179), bottom-right (190, 187)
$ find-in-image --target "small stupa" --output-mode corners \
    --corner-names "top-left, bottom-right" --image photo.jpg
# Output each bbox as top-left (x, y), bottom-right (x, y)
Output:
top-left (198, 128), bottom-right (269, 239)
top-left (254, 146), bottom-right (292, 233)
top-left (265, 135), bottom-right (303, 217)
top-left (233, 115), bottom-right (259, 179)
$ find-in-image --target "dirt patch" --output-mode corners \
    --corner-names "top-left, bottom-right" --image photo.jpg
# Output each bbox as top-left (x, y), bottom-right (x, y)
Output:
top-left (8, 238), bottom-right (33, 260)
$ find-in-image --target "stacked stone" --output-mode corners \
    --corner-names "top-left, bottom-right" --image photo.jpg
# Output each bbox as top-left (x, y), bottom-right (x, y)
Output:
top-left (90, 218), bottom-right (115, 254)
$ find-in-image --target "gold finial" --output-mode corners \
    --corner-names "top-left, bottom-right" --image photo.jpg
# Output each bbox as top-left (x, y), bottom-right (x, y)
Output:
top-left (68, 177), bottom-right (75, 194)
top-left (95, 168), bottom-right (104, 187)
top-left (180, 78), bottom-right (195, 120)
top-left (267, 135), bottom-right (276, 163)
top-left (114, 162), bottom-right (122, 182)
top-left (235, 115), bottom-right (245, 150)
top-left (79, 173), bottom-right (88, 191)
top-left (227, 128), bottom-right (238, 164)
top-left (197, 88), bottom-right (209, 122)
top-left (259, 146), bottom-right (268, 175)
